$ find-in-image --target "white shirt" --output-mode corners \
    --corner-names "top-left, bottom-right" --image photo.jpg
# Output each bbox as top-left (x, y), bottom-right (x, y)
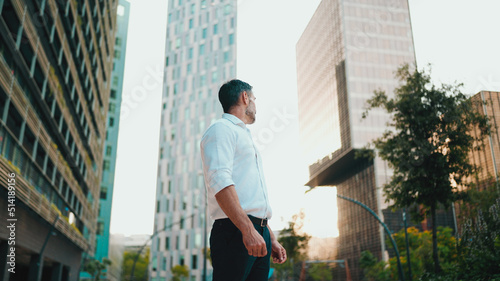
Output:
top-left (200, 113), bottom-right (272, 220)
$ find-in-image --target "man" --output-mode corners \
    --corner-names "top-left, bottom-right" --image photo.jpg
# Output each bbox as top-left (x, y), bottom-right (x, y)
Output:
top-left (201, 79), bottom-right (287, 280)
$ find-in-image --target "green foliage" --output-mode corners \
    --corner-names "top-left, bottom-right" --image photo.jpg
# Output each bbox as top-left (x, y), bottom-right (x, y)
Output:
top-left (360, 251), bottom-right (391, 281)
top-left (121, 248), bottom-right (149, 281)
top-left (456, 198), bottom-right (500, 280)
top-left (459, 179), bottom-right (500, 222)
top-left (306, 263), bottom-right (333, 281)
top-left (171, 265), bottom-right (189, 281)
top-left (360, 227), bottom-right (457, 281)
top-left (84, 258), bottom-right (112, 281)
top-left (362, 63), bottom-right (490, 273)
top-left (272, 211), bottom-right (311, 280)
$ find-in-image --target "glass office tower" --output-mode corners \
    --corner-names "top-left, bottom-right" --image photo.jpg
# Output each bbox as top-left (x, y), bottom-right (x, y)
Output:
top-left (296, 0), bottom-right (415, 279)
top-left (151, 0), bottom-right (237, 280)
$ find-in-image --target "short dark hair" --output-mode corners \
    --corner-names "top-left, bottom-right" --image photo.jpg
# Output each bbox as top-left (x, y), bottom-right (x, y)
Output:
top-left (218, 79), bottom-right (252, 113)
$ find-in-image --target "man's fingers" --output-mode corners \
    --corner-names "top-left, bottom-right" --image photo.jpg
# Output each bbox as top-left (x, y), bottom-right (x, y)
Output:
top-left (248, 244), bottom-right (267, 257)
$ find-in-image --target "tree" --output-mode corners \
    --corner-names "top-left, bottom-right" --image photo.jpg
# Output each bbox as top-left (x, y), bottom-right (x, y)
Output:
top-left (306, 263), bottom-right (333, 281)
top-left (362, 64), bottom-right (490, 274)
top-left (83, 258), bottom-right (112, 281)
top-left (171, 265), bottom-right (189, 281)
top-left (360, 227), bottom-right (457, 280)
top-left (121, 248), bottom-right (149, 281)
top-left (272, 211), bottom-right (311, 280)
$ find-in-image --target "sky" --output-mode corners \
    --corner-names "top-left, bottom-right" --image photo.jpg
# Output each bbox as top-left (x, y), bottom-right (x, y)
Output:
top-left (109, 0), bottom-right (500, 238)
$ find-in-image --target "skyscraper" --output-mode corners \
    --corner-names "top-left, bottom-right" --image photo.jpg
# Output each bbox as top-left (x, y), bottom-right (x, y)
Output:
top-left (85, 0), bottom-right (129, 280)
top-left (296, 0), bottom-right (415, 279)
top-left (151, 0), bottom-right (237, 280)
top-left (0, 0), bottom-right (117, 280)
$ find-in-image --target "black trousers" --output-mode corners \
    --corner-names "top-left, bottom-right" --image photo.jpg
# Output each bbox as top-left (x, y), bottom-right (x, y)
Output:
top-left (210, 217), bottom-right (271, 281)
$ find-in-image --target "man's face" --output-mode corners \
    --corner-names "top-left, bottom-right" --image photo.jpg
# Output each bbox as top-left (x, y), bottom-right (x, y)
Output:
top-left (245, 91), bottom-right (256, 124)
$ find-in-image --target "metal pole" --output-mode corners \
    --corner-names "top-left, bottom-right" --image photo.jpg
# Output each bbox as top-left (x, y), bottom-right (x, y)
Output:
top-left (130, 215), bottom-right (195, 281)
top-left (337, 194), bottom-right (405, 281)
top-left (203, 190), bottom-right (208, 281)
top-left (35, 214), bottom-right (59, 281)
top-left (403, 209), bottom-right (412, 281)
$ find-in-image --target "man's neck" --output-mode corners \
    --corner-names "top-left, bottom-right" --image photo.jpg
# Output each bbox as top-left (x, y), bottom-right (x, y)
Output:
top-left (228, 108), bottom-right (249, 124)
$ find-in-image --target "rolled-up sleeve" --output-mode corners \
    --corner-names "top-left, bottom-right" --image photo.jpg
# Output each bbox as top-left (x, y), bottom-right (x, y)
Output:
top-left (200, 123), bottom-right (236, 194)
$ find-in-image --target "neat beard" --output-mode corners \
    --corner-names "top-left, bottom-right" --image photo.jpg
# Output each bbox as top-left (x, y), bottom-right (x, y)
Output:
top-left (245, 106), bottom-right (256, 124)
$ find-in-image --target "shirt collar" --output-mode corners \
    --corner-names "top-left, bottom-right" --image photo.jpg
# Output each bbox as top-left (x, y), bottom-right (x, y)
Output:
top-left (223, 113), bottom-right (246, 128)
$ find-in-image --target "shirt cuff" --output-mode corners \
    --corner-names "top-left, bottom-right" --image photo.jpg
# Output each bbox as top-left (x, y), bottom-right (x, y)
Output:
top-left (208, 169), bottom-right (234, 194)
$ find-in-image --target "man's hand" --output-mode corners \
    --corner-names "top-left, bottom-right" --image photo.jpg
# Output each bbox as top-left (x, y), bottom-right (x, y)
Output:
top-left (214, 185), bottom-right (267, 257)
top-left (271, 239), bottom-right (287, 264)
top-left (242, 228), bottom-right (268, 257)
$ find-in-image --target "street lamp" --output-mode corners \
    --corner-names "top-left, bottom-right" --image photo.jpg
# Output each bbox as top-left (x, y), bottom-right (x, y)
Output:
top-left (336, 194), bottom-right (405, 281)
top-left (129, 214), bottom-right (195, 281)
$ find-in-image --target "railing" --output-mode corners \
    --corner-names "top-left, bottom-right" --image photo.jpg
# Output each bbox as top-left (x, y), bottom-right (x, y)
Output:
top-left (10, 0), bottom-right (101, 195)
top-left (0, 56), bottom-right (97, 238)
top-left (0, 157), bottom-right (92, 252)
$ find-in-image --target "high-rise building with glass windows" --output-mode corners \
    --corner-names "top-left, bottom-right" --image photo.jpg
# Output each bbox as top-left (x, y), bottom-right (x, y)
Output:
top-left (296, 0), bottom-right (416, 280)
top-left (151, 0), bottom-right (237, 280)
top-left (0, 0), bottom-right (117, 280)
top-left (79, 0), bottom-right (129, 280)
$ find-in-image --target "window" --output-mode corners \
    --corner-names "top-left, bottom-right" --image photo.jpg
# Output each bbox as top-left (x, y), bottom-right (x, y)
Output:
top-left (112, 77), bottom-right (119, 87)
top-left (202, 28), bottom-right (207, 39)
top-left (199, 44), bottom-right (205, 55)
top-left (109, 102), bottom-right (115, 113)
top-left (103, 160), bottom-right (110, 171)
top-left (229, 33), bottom-right (234, 45)
top-left (97, 222), bottom-right (104, 235)
top-left (115, 37), bottom-right (122, 46)
top-left (109, 117), bottom-right (114, 127)
top-left (224, 4), bottom-right (232, 15)
top-left (192, 255), bottom-right (198, 269)
top-left (106, 146), bottom-right (112, 156)
top-left (165, 237), bottom-right (170, 250)
top-left (213, 23), bottom-right (218, 34)
top-left (100, 187), bottom-right (108, 199)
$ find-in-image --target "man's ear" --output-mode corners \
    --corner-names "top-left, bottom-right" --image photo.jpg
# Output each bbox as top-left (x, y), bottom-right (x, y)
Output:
top-left (241, 91), bottom-right (249, 105)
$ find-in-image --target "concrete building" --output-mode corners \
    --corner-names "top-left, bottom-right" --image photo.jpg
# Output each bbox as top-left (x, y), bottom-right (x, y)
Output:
top-left (296, 0), bottom-right (415, 279)
top-left (151, 0), bottom-right (237, 280)
top-left (0, 0), bottom-right (117, 280)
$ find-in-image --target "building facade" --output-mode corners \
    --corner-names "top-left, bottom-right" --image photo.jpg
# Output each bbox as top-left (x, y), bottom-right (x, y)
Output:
top-left (0, 0), bottom-right (117, 280)
top-left (469, 91), bottom-right (500, 187)
top-left (452, 90), bottom-right (500, 230)
top-left (296, 0), bottom-right (416, 279)
top-left (95, 0), bottom-right (129, 275)
top-left (80, 0), bottom-right (130, 280)
top-left (151, 0), bottom-right (237, 280)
